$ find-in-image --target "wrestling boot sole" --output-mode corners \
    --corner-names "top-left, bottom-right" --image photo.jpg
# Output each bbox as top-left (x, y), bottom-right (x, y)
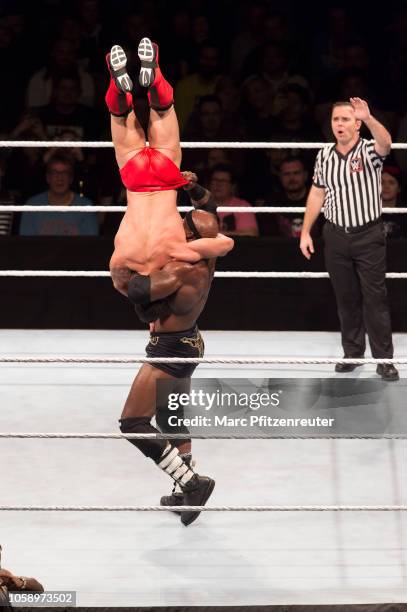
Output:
top-left (181, 476), bottom-right (215, 527)
top-left (138, 37), bottom-right (157, 87)
top-left (109, 45), bottom-right (133, 92)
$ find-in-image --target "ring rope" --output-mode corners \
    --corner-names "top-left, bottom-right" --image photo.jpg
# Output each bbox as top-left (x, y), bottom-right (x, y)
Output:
top-left (0, 357), bottom-right (405, 364)
top-left (0, 505), bottom-right (405, 512)
top-left (1, 433), bottom-right (407, 440)
top-left (1, 141), bottom-right (406, 149)
top-left (2, 205), bottom-right (407, 214)
top-left (0, 271), bottom-right (406, 279)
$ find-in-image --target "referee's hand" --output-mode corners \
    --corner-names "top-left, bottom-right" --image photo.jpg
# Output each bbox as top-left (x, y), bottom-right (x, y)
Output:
top-left (300, 233), bottom-right (314, 259)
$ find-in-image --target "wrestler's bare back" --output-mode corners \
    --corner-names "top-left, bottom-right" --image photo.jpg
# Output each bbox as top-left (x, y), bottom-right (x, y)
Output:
top-left (110, 189), bottom-right (184, 275)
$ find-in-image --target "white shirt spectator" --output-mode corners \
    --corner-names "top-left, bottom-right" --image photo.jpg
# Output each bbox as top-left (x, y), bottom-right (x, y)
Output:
top-left (26, 67), bottom-right (95, 108)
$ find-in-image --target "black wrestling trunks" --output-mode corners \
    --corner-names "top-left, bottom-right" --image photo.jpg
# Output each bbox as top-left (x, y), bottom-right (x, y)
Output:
top-left (146, 325), bottom-right (204, 378)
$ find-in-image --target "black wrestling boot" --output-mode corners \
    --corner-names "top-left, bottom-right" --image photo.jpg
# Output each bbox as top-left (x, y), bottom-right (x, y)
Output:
top-left (180, 474), bottom-right (215, 526)
top-left (108, 45), bottom-right (133, 92)
top-left (160, 455), bottom-right (193, 514)
top-left (160, 482), bottom-right (184, 515)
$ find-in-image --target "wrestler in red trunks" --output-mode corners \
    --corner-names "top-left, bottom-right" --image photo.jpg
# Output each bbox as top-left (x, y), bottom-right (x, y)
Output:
top-left (106, 38), bottom-right (233, 291)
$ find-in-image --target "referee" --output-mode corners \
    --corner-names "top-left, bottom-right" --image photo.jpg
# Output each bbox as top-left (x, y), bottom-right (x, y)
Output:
top-left (300, 97), bottom-right (398, 381)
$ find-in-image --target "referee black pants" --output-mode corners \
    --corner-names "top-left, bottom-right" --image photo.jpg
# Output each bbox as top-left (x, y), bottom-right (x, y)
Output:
top-left (323, 220), bottom-right (393, 358)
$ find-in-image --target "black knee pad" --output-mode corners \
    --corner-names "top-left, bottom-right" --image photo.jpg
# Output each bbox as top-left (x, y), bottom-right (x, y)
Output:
top-left (119, 417), bottom-right (167, 461)
top-left (156, 407), bottom-right (191, 449)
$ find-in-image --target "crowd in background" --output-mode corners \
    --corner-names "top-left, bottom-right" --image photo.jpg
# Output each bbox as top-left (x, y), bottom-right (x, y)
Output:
top-left (0, 0), bottom-right (406, 238)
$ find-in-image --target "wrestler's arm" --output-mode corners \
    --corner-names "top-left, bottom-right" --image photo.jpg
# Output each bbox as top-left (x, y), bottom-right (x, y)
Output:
top-left (127, 262), bottom-right (195, 303)
top-left (181, 171), bottom-right (218, 213)
top-left (170, 234), bottom-right (234, 261)
top-left (110, 266), bottom-right (134, 296)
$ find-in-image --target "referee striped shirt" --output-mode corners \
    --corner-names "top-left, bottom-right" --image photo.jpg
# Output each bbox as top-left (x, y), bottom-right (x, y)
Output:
top-left (313, 138), bottom-right (386, 228)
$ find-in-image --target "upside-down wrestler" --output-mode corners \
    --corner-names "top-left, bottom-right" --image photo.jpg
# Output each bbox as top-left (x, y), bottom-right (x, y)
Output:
top-left (114, 176), bottom-right (220, 526)
top-left (106, 37), bottom-right (233, 289)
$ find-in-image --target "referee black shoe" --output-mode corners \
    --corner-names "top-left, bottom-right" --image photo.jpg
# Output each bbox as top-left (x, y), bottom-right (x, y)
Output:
top-left (376, 363), bottom-right (399, 381)
top-left (335, 356), bottom-right (364, 373)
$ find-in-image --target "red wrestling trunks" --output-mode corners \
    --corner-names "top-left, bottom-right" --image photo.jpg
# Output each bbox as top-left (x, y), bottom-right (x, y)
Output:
top-left (119, 147), bottom-right (188, 192)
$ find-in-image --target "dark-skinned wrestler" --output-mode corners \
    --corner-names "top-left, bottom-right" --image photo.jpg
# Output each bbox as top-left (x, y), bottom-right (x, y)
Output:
top-left (105, 37), bottom-right (233, 289)
top-left (114, 177), bottom-right (221, 526)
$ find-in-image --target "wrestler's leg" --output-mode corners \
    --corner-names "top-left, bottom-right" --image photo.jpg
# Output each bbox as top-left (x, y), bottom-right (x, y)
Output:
top-left (119, 365), bottom-right (197, 489)
top-left (148, 107), bottom-right (182, 167)
top-left (138, 38), bottom-right (181, 166)
top-left (156, 376), bottom-right (192, 456)
top-left (156, 376), bottom-right (194, 512)
top-left (105, 47), bottom-right (146, 168)
top-left (110, 112), bottom-right (146, 169)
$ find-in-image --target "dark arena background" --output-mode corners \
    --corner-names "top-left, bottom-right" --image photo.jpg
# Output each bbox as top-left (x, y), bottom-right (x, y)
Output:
top-left (1, 0), bottom-right (407, 610)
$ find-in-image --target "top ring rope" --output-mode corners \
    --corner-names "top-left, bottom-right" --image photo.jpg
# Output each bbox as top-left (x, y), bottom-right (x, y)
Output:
top-left (0, 271), bottom-right (406, 278)
top-left (1, 205), bottom-right (407, 214)
top-left (0, 141), bottom-right (406, 149)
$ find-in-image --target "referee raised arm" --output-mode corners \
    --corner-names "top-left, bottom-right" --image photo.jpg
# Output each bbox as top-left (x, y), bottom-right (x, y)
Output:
top-left (300, 97), bottom-right (398, 381)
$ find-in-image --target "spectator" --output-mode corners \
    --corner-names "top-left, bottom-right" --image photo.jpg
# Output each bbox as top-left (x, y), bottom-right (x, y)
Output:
top-left (241, 75), bottom-right (276, 140)
top-left (381, 165), bottom-right (407, 238)
top-left (215, 76), bottom-right (241, 124)
top-left (182, 95), bottom-right (245, 176)
top-left (0, 22), bottom-right (26, 130)
top-left (174, 42), bottom-right (221, 130)
top-left (311, 6), bottom-right (352, 81)
top-left (76, 0), bottom-right (107, 72)
top-left (121, 11), bottom-right (151, 54)
top-left (42, 129), bottom-right (99, 203)
top-left (271, 156), bottom-right (320, 238)
top-left (35, 74), bottom-right (99, 141)
top-left (0, 569), bottom-right (43, 607)
top-left (270, 84), bottom-right (323, 145)
top-left (208, 164), bottom-right (258, 237)
top-left (0, 158), bottom-right (15, 235)
top-left (7, 111), bottom-right (48, 202)
top-left (192, 14), bottom-right (211, 47)
top-left (244, 42), bottom-right (310, 116)
top-left (245, 146), bottom-right (290, 209)
top-left (395, 112), bottom-right (407, 181)
top-left (26, 39), bottom-right (95, 108)
top-left (19, 155), bottom-right (98, 236)
top-left (343, 41), bottom-right (371, 72)
top-left (177, 148), bottom-right (231, 209)
top-left (379, 7), bottom-right (407, 114)
top-left (230, 3), bottom-right (269, 78)
top-left (160, 9), bottom-right (192, 82)
top-left (0, 545), bottom-right (43, 611)
top-left (56, 17), bottom-right (82, 58)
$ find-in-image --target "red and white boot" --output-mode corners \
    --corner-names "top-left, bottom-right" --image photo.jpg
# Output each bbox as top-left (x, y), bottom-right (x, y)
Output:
top-left (138, 37), bottom-right (173, 111)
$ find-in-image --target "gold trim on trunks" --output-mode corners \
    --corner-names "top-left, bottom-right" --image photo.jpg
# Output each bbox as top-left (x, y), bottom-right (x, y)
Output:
top-left (180, 329), bottom-right (204, 357)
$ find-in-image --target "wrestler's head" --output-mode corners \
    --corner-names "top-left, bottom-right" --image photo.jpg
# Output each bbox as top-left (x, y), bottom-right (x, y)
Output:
top-left (183, 209), bottom-right (218, 241)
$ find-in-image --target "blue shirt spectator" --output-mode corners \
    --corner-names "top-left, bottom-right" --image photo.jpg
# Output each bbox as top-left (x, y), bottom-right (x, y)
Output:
top-left (19, 154), bottom-right (99, 236)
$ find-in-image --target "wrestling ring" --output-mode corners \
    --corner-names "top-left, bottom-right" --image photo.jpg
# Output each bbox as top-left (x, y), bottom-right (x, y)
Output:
top-left (1, 139), bottom-right (407, 608)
